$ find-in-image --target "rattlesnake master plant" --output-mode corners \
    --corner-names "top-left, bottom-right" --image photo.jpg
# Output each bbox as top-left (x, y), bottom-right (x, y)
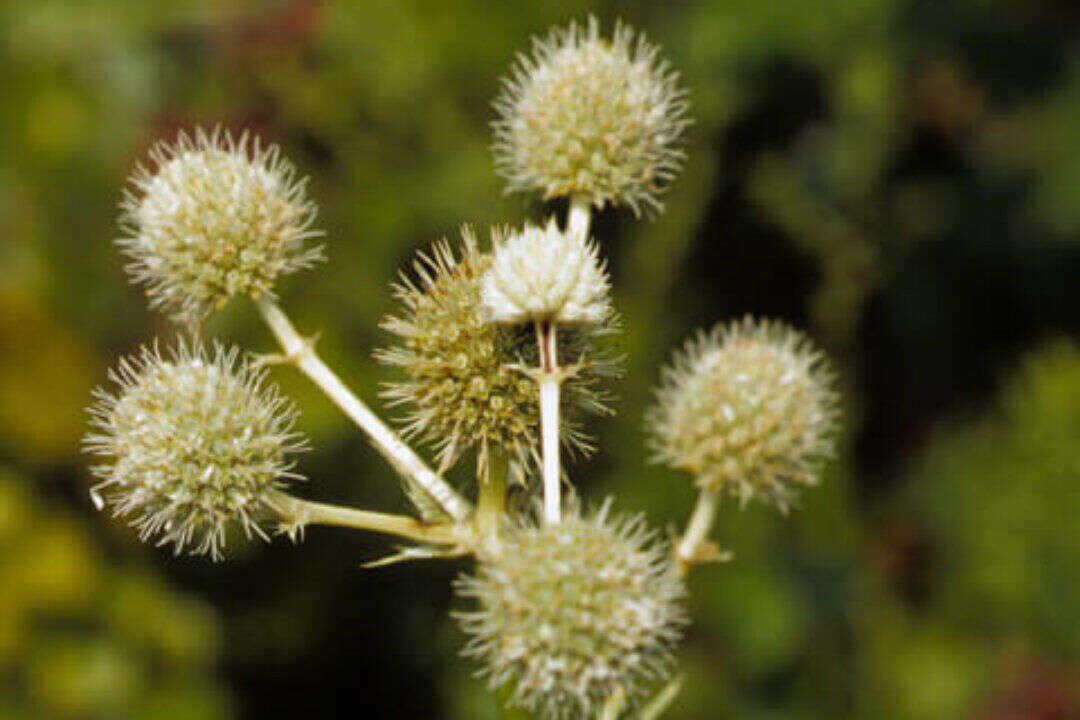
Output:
top-left (119, 127), bottom-right (323, 323)
top-left (82, 16), bottom-right (840, 719)
top-left (646, 317), bottom-right (840, 512)
top-left (455, 500), bottom-right (687, 719)
top-left (493, 16), bottom-right (691, 215)
top-left (83, 340), bottom-right (306, 560)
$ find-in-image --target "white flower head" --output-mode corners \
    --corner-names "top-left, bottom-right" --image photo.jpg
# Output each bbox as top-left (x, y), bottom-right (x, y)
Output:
top-left (481, 217), bottom-right (612, 326)
top-left (119, 127), bottom-right (323, 323)
top-left (83, 338), bottom-right (308, 560)
top-left (454, 499), bottom-right (687, 718)
top-left (646, 317), bottom-right (840, 511)
top-left (493, 16), bottom-right (690, 215)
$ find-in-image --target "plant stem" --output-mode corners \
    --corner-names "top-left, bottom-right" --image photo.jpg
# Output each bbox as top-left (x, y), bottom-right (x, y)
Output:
top-left (271, 491), bottom-right (460, 546)
top-left (568, 193), bottom-right (592, 237)
top-left (536, 320), bottom-right (561, 524)
top-left (677, 490), bottom-right (720, 575)
top-left (476, 448), bottom-right (507, 538)
top-left (254, 294), bottom-right (472, 523)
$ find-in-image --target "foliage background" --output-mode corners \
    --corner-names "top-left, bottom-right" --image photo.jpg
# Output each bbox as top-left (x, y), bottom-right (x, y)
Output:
top-left (3, 0), bottom-right (1080, 717)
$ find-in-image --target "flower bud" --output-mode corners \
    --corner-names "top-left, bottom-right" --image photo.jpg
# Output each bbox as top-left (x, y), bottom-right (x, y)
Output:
top-left (118, 127), bottom-right (323, 322)
top-left (481, 217), bottom-right (612, 326)
top-left (454, 500), bottom-right (687, 718)
top-left (493, 16), bottom-right (690, 215)
top-left (647, 317), bottom-right (840, 511)
top-left (83, 339), bottom-right (307, 559)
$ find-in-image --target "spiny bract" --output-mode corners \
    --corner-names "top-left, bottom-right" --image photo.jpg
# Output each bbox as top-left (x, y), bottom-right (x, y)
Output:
top-left (118, 127), bottom-right (323, 322)
top-left (647, 317), bottom-right (840, 511)
top-left (482, 217), bottom-right (612, 326)
top-left (493, 16), bottom-right (690, 215)
top-left (376, 227), bottom-right (617, 482)
top-left (83, 339), bottom-right (307, 560)
top-left (454, 501), bottom-right (687, 719)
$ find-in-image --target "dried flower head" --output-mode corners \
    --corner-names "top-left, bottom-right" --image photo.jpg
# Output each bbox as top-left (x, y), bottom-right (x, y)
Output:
top-left (454, 500), bottom-right (687, 718)
top-left (493, 16), bottom-right (690, 215)
top-left (377, 227), bottom-right (618, 481)
top-left (647, 317), bottom-right (840, 511)
top-left (118, 127), bottom-right (323, 322)
top-left (83, 339), bottom-right (307, 560)
top-left (482, 217), bottom-right (612, 325)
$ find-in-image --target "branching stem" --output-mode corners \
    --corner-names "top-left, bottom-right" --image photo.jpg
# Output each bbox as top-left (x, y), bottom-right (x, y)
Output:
top-left (568, 193), bottom-right (592, 237)
top-left (271, 491), bottom-right (461, 546)
top-left (254, 294), bottom-right (472, 523)
top-left (677, 490), bottom-right (720, 576)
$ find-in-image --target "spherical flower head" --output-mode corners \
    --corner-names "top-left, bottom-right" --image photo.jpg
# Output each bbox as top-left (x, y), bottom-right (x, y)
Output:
top-left (377, 227), bottom-right (618, 481)
top-left (481, 217), bottom-right (612, 326)
top-left (119, 127), bottom-right (323, 323)
top-left (454, 500), bottom-right (687, 718)
top-left (83, 339), bottom-right (307, 560)
top-left (646, 317), bottom-right (840, 511)
top-left (493, 16), bottom-right (690, 215)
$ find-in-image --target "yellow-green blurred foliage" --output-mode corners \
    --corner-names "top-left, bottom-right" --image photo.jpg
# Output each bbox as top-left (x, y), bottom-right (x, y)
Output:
top-left (0, 468), bottom-right (230, 719)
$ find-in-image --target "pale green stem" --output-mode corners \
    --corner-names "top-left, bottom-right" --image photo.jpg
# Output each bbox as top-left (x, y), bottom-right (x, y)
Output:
top-left (677, 490), bottom-right (720, 575)
top-left (535, 320), bottom-right (561, 524)
top-left (271, 491), bottom-right (460, 546)
top-left (476, 448), bottom-right (507, 538)
top-left (568, 193), bottom-right (592, 237)
top-left (254, 294), bottom-right (472, 523)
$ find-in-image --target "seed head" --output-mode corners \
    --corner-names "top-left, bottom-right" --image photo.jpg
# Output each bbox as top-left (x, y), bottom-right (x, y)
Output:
top-left (83, 339), bottom-right (307, 560)
top-left (454, 500), bottom-right (687, 718)
top-left (482, 217), bottom-right (612, 326)
top-left (493, 16), bottom-right (690, 215)
top-left (646, 317), bottom-right (840, 511)
top-left (376, 227), bottom-right (618, 482)
top-left (118, 127), bottom-right (323, 323)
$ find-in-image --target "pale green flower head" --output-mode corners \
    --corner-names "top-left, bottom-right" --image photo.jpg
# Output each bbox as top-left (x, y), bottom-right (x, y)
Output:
top-left (493, 16), bottom-right (690, 215)
top-left (481, 217), bottom-right (612, 326)
top-left (119, 127), bottom-right (323, 323)
top-left (84, 339), bottom-right (307, 560)
top-left (647, 317), bottom-right (840, 511)
top-left (376, 227), bottom-right (619, 482)
top-left (454, 500), bottom-right (687, 719)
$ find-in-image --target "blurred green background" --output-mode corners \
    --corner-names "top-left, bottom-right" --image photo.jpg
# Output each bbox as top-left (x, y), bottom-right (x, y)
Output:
top-left (3, 0), bottom-right (1080, 717)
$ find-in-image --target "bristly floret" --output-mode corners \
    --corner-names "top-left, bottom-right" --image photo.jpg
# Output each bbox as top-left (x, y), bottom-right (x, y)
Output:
top-left (481, 217), bottom-right (612, 326)
top-left (493, 16), bottom-right (690, 216)
top-left (376, 226), bottom-right (619, 483)
top-left (83, 338), bottom-right (308, 560)
top-left (118, 127), bottom-right (324, 323)
top-left (454, 500), bottom-right (688, 719)
top-left (646, 317), bottom-right (840, 511)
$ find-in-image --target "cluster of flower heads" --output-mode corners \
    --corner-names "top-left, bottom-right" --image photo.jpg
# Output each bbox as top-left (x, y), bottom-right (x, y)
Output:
top-left (493, 15), bottom-right (690, 215)
top-left (119, 127), bottom-right (323, 323)
top-left (81, 13), bottom-right (846, 720)
top-left (646, 317), bottom-right (840, 511)
top-left (454, 500), bottom-right (688, 718)
top-left (84, 340), bottom-right (307, 560)
top-left (377, 224), bottom-right (618, 482)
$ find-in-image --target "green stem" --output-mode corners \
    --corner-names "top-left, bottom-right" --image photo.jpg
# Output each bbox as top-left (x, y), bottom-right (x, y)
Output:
top-left (272, 491), bottom-right (461, 546)
top-left (677, 490), bottom-right (720, 576)
top-left (476, 449), bottom-right (507, 538)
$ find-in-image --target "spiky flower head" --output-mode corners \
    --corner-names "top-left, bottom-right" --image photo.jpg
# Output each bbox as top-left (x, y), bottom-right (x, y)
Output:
top-left (454, 500), bottom-right (687, 718)
top-left (118, 127), bottom-right (323, 323)
top-left (481, 217), bottom-right (612, 326)
top-left (493, 16), bottom-right (690, 215)
top-left (83, 339), bottom-right (307, 560)
top-left (377, 227), bottom-right (617, 481)
top-left (647, 317), bottom-right (840, 511)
